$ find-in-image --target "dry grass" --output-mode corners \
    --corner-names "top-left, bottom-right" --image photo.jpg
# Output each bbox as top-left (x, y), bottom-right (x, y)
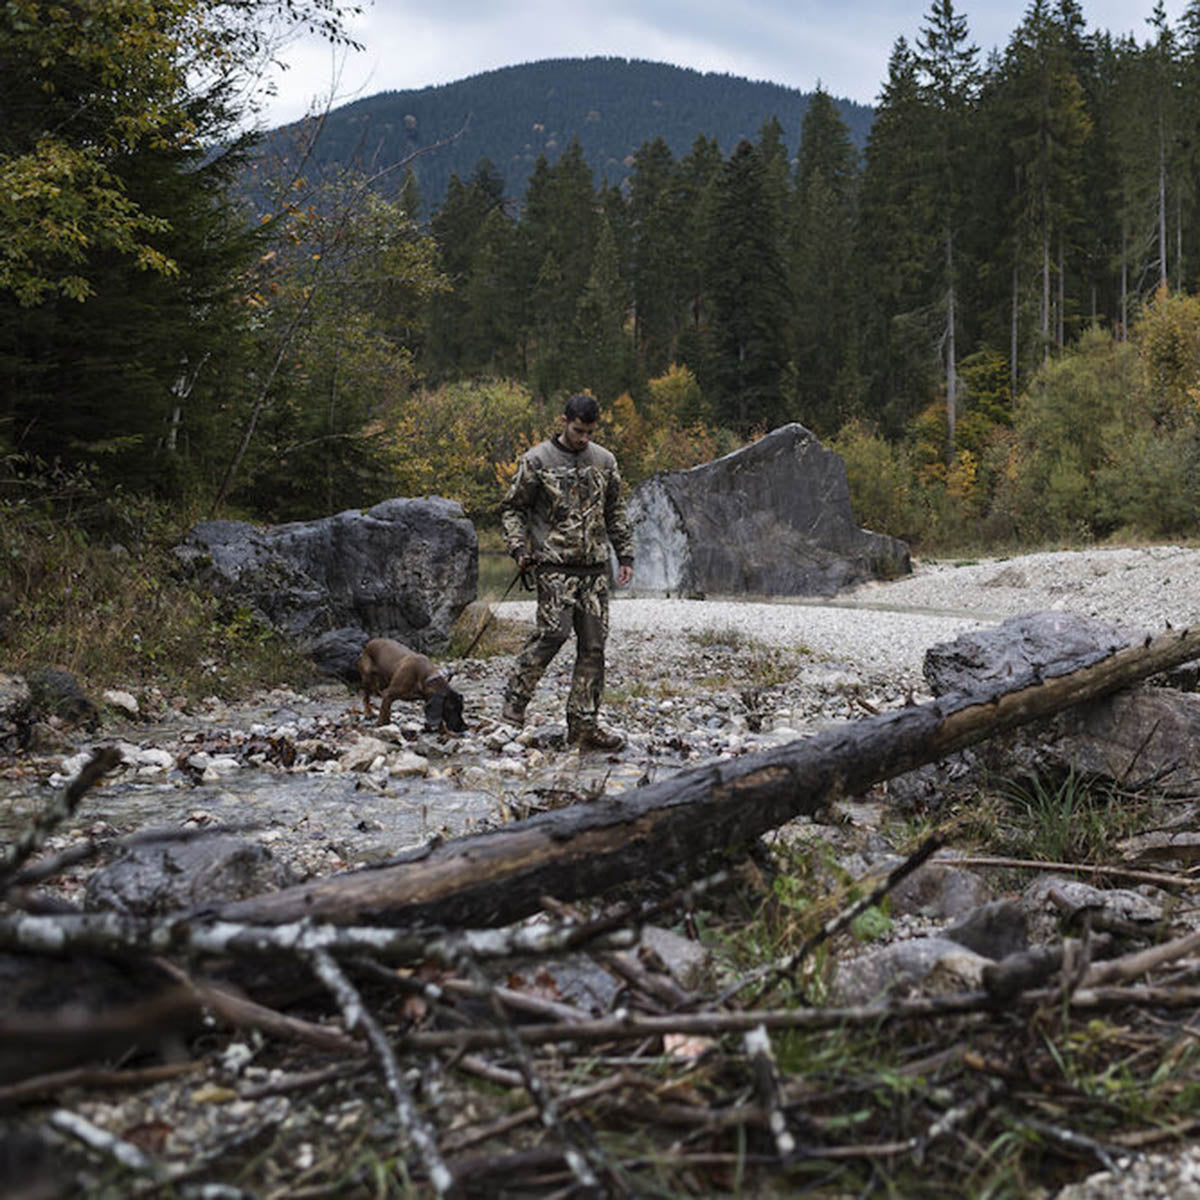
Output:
top-left (0, 505), bottom-right (314, 699)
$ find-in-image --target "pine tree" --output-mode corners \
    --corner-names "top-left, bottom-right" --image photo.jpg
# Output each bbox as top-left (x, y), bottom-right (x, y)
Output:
top-left (463, 206), bottom-right (521, 375)
top-left (570, 213), bottom-right (632, 401)
top-left (704, 140), bottom-right (793, 432)
top-left (519, 138), bottom-right (598, 398)
top-left (791, 85), bottom-right (861, 435)
top-left (995, 0), bottom-right (1091, 379)
top-left (673, 135), bottom-right (725, 372)
top-left (426, 160), bottom-right (509, 375)
top-left (916, 0), bottom-right (981, 463)
top-left (628, 137), bottom-right (682, 376)
top-left (857, 38), bottom-right (942, 435)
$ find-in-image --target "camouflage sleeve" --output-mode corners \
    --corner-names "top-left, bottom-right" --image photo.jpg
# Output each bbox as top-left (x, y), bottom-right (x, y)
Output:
top-left (500, 454), bottom-right (537, 557)
top-left (605, 462), bottom-right (635, 564)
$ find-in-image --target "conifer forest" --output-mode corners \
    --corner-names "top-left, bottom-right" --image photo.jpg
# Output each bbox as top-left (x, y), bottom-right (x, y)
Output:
top-left (5, 0), bottom-right (1200, 551)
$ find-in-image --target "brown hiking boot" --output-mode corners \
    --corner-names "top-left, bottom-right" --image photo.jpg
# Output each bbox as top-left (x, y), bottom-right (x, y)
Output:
top-left (501, 700), bottom-right (527, 726)
top-left (567, 720), bottom-right (625, 751)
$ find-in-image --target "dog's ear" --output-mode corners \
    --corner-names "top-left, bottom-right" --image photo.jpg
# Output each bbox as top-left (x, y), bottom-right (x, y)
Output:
top-left (423, 693), bottom-right (445, 731)
top-left (445, 689), bottom-right (466, 733)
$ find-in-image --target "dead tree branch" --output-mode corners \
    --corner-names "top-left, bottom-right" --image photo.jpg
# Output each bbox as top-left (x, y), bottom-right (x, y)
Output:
top-left (0, 911), bottom-right (636, 965)
top-left (0, 747), bottom-right (122, 889)
top-left (306, 948), bottom-right (453, 1196)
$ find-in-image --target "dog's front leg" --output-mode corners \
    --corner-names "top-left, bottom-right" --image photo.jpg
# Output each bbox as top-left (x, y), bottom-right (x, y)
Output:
top-left (376, 689), bottom-right (398, 726)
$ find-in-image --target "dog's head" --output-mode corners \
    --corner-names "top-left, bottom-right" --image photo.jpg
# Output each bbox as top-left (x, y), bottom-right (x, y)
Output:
top-left (423, 687), bottom-right (466, 733)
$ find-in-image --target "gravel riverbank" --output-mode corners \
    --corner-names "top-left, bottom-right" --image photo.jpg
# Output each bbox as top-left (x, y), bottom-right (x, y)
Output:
top-left (494, 543), bottom-right (1200, 696)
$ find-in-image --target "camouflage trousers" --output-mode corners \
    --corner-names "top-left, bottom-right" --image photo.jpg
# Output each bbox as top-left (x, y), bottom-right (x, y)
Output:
top-left (503, 568), bottom-right (610, 727)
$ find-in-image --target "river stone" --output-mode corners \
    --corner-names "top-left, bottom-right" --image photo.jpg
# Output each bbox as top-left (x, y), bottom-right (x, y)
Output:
top-left (943, 899), bottom-right (1028, 961)
top-left (1033, 686), bottom-right (1200, 792)
top-left (84, 835), bottom-right (295, 917)
top-left (0, 673), bottom-right (32, 750)
top-left (831, 936), bottom-right (990, 1005)
top-left (922, 610), bottom-right (1138, 698)
top-left (922, 611), bottom-right (1200, 790)
top-left (1020, 876), bottom-right (1163, 946)
top-left (883, 858), bottom-right (992, 920)
top-left (102, 688), bottom-right (140, 717)
top-left (341, 735), bottom-right (391, 771)
top-left (308, 626), bottom-right (370, 685)
top-left (640, 925), bottom-right (711, 990)
top-left (175, 497), bottom-right (477, 659)
top-left (26, 666), bottom-right (97, 729)
top-left (628, 422), bottom-right (910, 597)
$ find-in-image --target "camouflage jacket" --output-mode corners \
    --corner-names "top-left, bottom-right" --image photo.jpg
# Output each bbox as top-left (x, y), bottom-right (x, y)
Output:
top-left (500, 436), bottom-right (634, 569)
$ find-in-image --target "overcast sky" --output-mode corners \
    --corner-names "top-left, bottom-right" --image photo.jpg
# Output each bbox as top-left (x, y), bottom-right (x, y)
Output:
top-left (255, 0), bottom-right (1189, 129)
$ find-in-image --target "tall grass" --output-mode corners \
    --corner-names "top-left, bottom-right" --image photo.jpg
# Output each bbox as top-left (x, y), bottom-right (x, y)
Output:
top-left (0, 481), bottom-right (314, 699)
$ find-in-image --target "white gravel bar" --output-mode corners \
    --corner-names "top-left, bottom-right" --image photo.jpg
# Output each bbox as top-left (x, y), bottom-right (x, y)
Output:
top-left (495, 545), bottom-right (1200, 685)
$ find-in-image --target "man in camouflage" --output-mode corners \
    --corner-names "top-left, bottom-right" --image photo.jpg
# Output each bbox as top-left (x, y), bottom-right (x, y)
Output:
top-left (500, 393), bottom-right (635, 750)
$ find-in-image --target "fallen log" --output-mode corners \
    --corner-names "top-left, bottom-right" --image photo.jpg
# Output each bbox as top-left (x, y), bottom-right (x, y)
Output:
top-left (216, 623), bottom-right (1200, 932)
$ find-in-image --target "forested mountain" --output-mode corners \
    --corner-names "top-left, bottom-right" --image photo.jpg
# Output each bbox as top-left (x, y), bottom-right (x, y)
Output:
top-left (10, 1), bottom-right (1200, 558)
top-left (261, 57), bottom-right (875, 210)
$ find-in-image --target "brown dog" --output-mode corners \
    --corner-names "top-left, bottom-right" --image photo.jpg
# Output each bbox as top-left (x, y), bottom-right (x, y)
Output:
top-left (357, 637), bottom-right (466, 732)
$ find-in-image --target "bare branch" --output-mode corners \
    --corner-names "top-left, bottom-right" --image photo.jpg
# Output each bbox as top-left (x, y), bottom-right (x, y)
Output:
top-left (0, 747), bottom-right (122, 889)
top-left (0, 911), bottom-right (636, 965)
top-left (306, 948), bottom-right (453, 1196)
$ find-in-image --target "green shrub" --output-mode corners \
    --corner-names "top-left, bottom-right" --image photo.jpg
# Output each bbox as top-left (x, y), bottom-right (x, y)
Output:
top-left (832, 418), bottom-right (924, 542)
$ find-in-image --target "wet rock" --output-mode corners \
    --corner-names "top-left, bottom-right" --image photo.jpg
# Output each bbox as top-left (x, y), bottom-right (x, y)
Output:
top-left (1034, 687), bottom-right (1200, 792)
top-left (25, 722), bottom-right (74, 755)
top-left (387, 750), bottom-right (430, 778)
top-left (517, 956), bottom-right (621, 1016)
top-left (308, 626), bottom-right (370, 684)
top-left (341, 735), bottom-right (391, 771)
top-left (1118, 828), bottom-right (1200, 866)
top-left (640, 925), bottom-right (710, 990)
top-left (0, 673), bottom-right (33, 750)
top-left (183, 750), bottom-right (241, 781)
top-left (884, 858), bottom-right (991, 920)
top-left (84, 834), bottom-right (295, 916)
top-left (943, 899), bottom-right (1028, 961)
top-left (102, 689), bottom-right (140, 718)
top-left (923, 611), bottom-right (1137, 699)
top-left (1020, 876), bottom-right (1163, 945)
top-left (920, 612), bottom-right (1200, 792)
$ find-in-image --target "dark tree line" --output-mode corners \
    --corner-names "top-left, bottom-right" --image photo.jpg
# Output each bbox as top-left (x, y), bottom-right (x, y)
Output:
top-left (4, 0), bottom-right (1200, 531)
top-left (422, 0), bottom-right (1200, 455)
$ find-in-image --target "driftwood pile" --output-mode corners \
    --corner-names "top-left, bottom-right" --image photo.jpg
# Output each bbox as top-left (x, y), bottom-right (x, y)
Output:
top-left (4, 624), bottom-right (1200, 1195)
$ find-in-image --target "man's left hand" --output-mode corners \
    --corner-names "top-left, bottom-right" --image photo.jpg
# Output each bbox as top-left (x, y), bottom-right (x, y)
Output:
top-left (616, 564), bottom-right (633, 587)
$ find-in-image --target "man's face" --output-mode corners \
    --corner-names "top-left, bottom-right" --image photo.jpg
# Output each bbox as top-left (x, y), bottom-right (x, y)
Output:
top-left (560, 416), bottom-right (596, 452)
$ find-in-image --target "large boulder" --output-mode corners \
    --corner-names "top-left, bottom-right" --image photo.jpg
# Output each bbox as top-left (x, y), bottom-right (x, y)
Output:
top-left (923, 610), bottom-right (1138, 699)
top-left (628, 423), bottom-right (910, 597)
top-left (176, 497), bottom-right (477, 661)
top-left (918, 611), bottom-right (1200, 792)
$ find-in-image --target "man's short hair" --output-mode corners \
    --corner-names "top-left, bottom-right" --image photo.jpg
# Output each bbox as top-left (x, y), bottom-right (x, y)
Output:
top-left (564, 393), bottom-right (599, 423)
